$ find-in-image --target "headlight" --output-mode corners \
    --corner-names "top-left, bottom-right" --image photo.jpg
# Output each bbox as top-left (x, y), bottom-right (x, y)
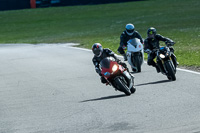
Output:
top-left (112, 64), bottom-right (118, 72)
top-left (159, 54), bottom-right (165, 58)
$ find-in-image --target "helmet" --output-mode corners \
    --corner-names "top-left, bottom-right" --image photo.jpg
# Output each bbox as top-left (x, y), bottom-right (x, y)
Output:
top-left (92, 43), bottom-right (103, 57)
top-left (147, 27), bottom-right (156, 39)
top-left (125, 23), bottom-right (135, 36)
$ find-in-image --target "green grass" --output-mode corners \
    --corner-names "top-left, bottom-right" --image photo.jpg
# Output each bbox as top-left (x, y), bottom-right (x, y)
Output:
top-left (0, 0), bottom-right (200, 67)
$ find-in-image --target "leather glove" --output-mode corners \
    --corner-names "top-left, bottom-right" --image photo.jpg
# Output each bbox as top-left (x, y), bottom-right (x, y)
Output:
top-left (119, 61), bottom-right (127, 68)
top-left (122, 63), bottom-right (127, 68)
top-left (144, 49), bottom-right (152, 54)
top-left (115, 58), bottom-right (120, 63)
top-left (122, 45), bottom-right (127, 50)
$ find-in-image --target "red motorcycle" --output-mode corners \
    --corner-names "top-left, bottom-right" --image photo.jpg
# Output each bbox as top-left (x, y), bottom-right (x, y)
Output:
top-left (100, 57), bottom-right (136, 96)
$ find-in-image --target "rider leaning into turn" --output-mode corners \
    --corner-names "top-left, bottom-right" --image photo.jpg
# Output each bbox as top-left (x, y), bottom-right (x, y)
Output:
top-left (118, 23), bottom-right (143, 61)
top-left (92, 43), bottom-right (128, 84)
top-left (144, 27), bottom-right (178, 73)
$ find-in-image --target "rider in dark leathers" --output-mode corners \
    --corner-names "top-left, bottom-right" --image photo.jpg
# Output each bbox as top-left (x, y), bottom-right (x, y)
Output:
top-left (144, 27), bottom-right (178, 72)
top-left (92, 43), bottom-right (128, 84)
top-left (118, 23), bottom-right (143, 61)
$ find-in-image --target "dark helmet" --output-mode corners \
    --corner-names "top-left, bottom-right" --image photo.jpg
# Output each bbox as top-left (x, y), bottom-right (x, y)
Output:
top-left (147, 27), bottom-right (156, 39)
top-left (92, 43), bottom-right (103, 57)
top-left (125, 23), bottom-right (135, 36)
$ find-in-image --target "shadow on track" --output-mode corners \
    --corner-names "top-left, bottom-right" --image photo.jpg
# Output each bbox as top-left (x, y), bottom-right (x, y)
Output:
top-left (80, 94), bottom-right (127, 103)
top-left (135, 79), bottom-right (171, 87)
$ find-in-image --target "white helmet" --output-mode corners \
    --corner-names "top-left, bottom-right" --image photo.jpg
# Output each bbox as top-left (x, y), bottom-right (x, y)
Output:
top-left (125, 23), bottom-right (135, 36)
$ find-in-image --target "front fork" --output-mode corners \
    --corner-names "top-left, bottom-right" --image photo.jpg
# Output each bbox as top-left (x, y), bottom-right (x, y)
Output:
top-left (127, 52), bottom-right (137, 70)
top-left (158, 56), bottom-right (175, 75)
top-left (122, 70), bottom-right (134, 88)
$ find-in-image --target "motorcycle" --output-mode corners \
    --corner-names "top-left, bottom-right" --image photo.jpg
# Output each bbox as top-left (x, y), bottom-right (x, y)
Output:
top-left (155, 42), bottom-right (177, 81)
top-left (100, 57), bottom-right (136, 96)
top-left (126, 38), bottom-right (144, 72)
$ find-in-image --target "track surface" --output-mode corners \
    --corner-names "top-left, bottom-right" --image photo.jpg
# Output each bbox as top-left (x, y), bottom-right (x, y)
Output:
top-left (0, 44), bottom-right (200, 133)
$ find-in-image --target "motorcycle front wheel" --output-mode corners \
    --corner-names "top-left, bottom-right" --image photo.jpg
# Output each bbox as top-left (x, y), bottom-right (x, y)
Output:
top-left (130, 87), bottom-right (136, 93)
top-left (134, 55), bottom-right (142, 72)
top-left (114, 77), bottom-right (131, 96)
top-left (165, 60), bottom-right (176, 81)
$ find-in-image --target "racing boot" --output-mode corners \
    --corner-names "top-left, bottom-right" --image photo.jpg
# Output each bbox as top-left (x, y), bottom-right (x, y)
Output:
top-left (132, 66), bottom-right (137, 72)
top-left (122, 53), bottom-right (127, 61)
top-left (155, 65), bottom-right (160, 73)
top-left (101, 76), bottom-right (107, 84)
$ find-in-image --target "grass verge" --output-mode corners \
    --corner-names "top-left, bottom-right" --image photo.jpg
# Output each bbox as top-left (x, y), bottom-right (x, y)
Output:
top-left (0, 0), bottom-right (199, 67)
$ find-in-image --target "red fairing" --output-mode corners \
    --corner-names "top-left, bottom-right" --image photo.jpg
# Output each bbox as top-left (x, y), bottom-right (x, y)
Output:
top-left (101, 60), bottom-right (125, 79)
top-left (101, 61), bottom-right (117, 75)
top-left (101, 61), bottom-right (125, 79)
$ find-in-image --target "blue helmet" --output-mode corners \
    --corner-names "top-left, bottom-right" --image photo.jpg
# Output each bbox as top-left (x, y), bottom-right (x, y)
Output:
top-left (125, 23), bottom-right (135, 36)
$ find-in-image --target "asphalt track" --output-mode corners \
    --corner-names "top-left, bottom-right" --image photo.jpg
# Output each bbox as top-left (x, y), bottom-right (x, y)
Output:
top-left (0, 44), bottom-right (200, 133)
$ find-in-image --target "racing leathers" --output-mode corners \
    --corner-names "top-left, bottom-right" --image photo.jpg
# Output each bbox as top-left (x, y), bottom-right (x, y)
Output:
top-left (92, 48), bottom-right (127, 83)
top-left (144, 34), bottom-right (177, 72)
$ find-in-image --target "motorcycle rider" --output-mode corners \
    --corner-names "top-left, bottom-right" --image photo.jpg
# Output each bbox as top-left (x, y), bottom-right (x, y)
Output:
top-left (144, 27), bottom-right (177, 73)
top-left (118, 23), bottom-right (144, 61)
top-left (92, 43), bottom-right (130, 84)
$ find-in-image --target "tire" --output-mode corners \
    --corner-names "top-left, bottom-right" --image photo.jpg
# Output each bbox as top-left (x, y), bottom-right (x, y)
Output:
top-left (165, 61), bottom-right (176, 81)
top-left (167, 76), bottom-right (172, 80)
top-left (130, 87), bottom-right (136, 94)
top-left (114, 77), bottom-right (131, 96)
top-left (134, 56), bottom-right (141, 72)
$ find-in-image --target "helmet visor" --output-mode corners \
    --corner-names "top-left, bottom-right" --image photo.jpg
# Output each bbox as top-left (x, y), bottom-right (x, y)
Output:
top-left (126, 29), bottom-right (134, 33)
top-left (93, 49), bottom-right (101, 56)
top-left (93, 47), bottom-right (103, 56)
top-left (148, 34), bottom-right (155, 39)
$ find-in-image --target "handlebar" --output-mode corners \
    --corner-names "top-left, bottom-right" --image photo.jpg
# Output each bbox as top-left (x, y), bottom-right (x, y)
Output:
top-left (152, 49), bottom-right (159, 52)
top-left (144, 49), bottom-right (158, 54)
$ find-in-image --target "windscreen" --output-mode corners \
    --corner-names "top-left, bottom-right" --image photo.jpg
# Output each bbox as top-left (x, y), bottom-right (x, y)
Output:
top-left (159, 47), bottom-right (167, 54)
top-left (127, 38), bottom-right (141, 46)
top-left (100, 57), bottom-right (111, 69)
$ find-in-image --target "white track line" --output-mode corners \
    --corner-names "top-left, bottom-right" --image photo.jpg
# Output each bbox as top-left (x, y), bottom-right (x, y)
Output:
top-left (69, 46), bottom-right (200, 75)
top-left (176, 68), bottom-right (200, 75)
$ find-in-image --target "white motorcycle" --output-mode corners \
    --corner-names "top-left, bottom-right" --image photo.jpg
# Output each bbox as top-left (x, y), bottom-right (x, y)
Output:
top-left (126, 38), bottom-right (144, 72)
